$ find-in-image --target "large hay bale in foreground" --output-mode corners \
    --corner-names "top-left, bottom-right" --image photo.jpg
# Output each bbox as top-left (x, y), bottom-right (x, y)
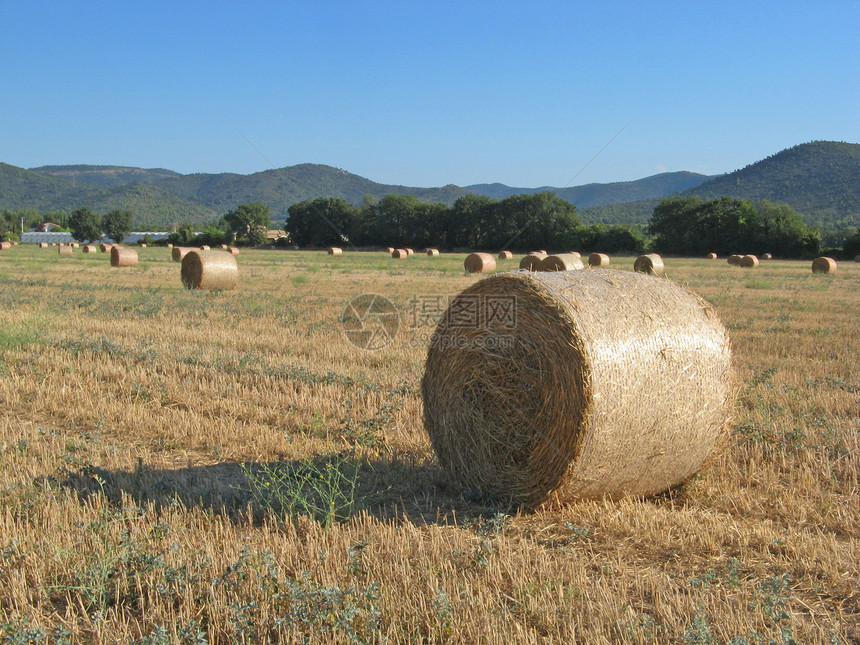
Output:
top-left (58, 245), bottom-right (73, 256)
top-left (588, 252), bottom-right (610, 268)
top-left (739, 254), bottom-right (759, 268)
top-left (539, 253), bottom-right (584, 272)
top-left (727, 254), bottom-right (742, 266)
top-left (111, 247), bottom-right (138, 267)
top-left (811, 257), bottom-right (837, 274)
top-left (172, 247), bottom-right (191, 262)
top-left (392, 248), bottom-right (408, 259)
top-left (181, 249), bottom-right (238, 290)
top-left (464, 252), bottom-right (496, 274)
top-left (423, 269), bottom-right (734, 508)
top-left (634, 254), bottom-right (664, 275)
top-left (498, 250), bottom-right (513, 260)
top-left (519, 253), bottom-right (546, 271)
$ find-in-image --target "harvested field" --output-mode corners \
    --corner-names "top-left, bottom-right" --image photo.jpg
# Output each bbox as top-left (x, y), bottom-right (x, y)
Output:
top-left (0, 247), bottom-right (857, 643)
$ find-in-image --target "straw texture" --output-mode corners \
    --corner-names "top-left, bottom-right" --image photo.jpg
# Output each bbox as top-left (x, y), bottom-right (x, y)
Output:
top-left (519, 253), bottom-right (546, 271)
top-left (811, 257), bottom-right (837, 274)
top-left (172, 247), bottom-right (191, 262)
top-left (111, 247), bottom-right (138, 267)
top-left (498, 250), bottom-right (513, 260)
top-left (588, 253), bottom-right (610, 268)
top-left (739, 255), bottom-right (759, 268)
top-left (539, 253), bottom-right (585, 272)
top-left (634, 254), bottom-right (664, 275)
top-left (464, 252), bottom-right (496, 274)
top-left (181, 250), bottom-right (238, 290)
top-left (423, 269), bottom-right (734, 508)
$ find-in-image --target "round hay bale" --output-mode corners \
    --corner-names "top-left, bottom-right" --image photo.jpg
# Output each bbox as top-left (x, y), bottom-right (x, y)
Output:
top-left (533, 250), bottom-right (547, 256)
top-left (422, 269), bottom-right (734, 508)
top-left (328, 247), bottom-right (343, 255)
top-left (634, 254), bottom-right (664, 276)
top-left (464, 252), bottom-right (496, 274)
top-left (386, 247), bottom-right (395, 254)
top-left (588, 253), bottom-right (610, 268)
top-left (99, 243), bottom-right (113, 252)
top-left (539, 253), bottom-right (585, 272)
top-left (519, 254), bottom-right (545, 271)
top-left (139, 243), bottom-right (147, 248)
top-left (739, 254), bottom-right (759, 268)
top-left (172, 247), bottom-right (191, 262)
top-left (39, 242), bottom-right (49, 248)
top-left (111, 247), bottom-right (138, 267)
top-left (706, 253), bottom-right (718, 260)
top-left (200, 245), bottom-right (210, 251)
top-left (392, 248), bottom-right (408, 259)
top-left (811, 257), bottom-right (837, 274)
top-left (498, 250), bottom-right (513, 260)
top-left (181, 250), bottom-right (238, 290)
top-left (82, 245), bottom-right (97, 253)
top-left (58, 245), bottom-right (73, 256)
top-left (762, 253), bottom-right (772, 260)
top-left (71, 243), bottom-right (79, 248)
top-left (727, 254), bottom-right (742, 266)
top-left (427, 248), bottom-right (440, 256)
top-left (405, 248), bottom-right (415, 256)
top-left (0, 241), bottom-right (11, 251)
top-left (220, 244), bottom-right (229, 250)
top-left (167, 243), bottom-right (174, 248)
top-left (227, 246), bottom-right (240, 256)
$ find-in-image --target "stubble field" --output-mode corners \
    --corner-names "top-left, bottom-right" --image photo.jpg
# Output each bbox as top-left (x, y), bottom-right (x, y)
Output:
top-left (0, 246), bottom-right (857, 643)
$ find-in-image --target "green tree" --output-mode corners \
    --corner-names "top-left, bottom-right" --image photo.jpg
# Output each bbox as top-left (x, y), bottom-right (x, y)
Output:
top-left (103, 209), bottom-right (134, 243)
top-left (287, 198), bottom-right (358, 247)
top-left (68, 207), bottom-right (103, 243)
top-left (224, 202), bottom-right (272, 245)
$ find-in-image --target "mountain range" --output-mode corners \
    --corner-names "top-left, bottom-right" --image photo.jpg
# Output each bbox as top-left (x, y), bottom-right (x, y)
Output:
top-left (1, 140), bottom-right (858, 232)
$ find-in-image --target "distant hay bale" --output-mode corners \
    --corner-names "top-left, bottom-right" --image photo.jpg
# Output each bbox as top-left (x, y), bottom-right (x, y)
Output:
top-left (111, 247), bottom-right (138, 267)
top-left (139, 243), bottom-right (147, 248)
top-left (762, 253), bottom-right (772, 260)
top-left (70, 243), bottom-right (79, 248)
top-left (227, 247), bottom-right (240, 256)
top-left (99, 243), bottom-right (113, 252)
top-left (539, 253), bottom-right (585, 272)
top-left (386, 247), bottom-right (394, 254)
top-left (167, 243), bottom-right (174, 248)
top-left (855, 255), bottom-right (860, 263)
top-left (39, 242), bottom-right (49, 248)
top-left (533, 250), bottom-right (547, 256)
top-left (634, 254), bottom-right (664, 276)
top-left (392, 248), bottom-right (408, 259)
top-left (739, 254), bottom-right (759, 268)
top-left (0, 242), bottom-right (11, 251)
top-left (200, 245), bottom-right (210, 251)
top-left (181, 249), bottom-right (238, 290)
top-left (464, 252), bottom-right (496, 274)
top-left (588, 253), bottom-right (610, 268)
top-left (405, 248), bottom-right (415, 256)
top-left (427, 248), bottom-right (440, 256)
top-left (220, 244), bottom-right (229, 249)
top-left (82, 245), bottom-right (98, 253)
top-left (519, 253), bottom-right (546, 271)
top-left (707, 253), bottom-right (718, 260)
top-left (172, 247), bottom-right (191, 262)
top-left (727, 254), bottom-right (742, 266)
top-left (328, 247), bottom-right (343, 255)
top-left (498, 250), bottom-right (513, 260)
top-left (58, 245), bottom-right (73, 256)
top-left (811, 257), bottom-right (837, 274)
top-left (423, 269), bottom-right (734, 508)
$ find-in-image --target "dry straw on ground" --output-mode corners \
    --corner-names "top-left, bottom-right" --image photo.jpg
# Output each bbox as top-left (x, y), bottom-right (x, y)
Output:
top-left (172, 247), bottom-right (191, 262)
top-left (111, 247), bottom-right (138, 267)
top-left (426, 248), bottom-right (440, 256)
top-left (588, 252), bottom-right (610, 268)
top-left (392, 248), bottom-right (408, 259)
top-left (539, 253), bottom-right (585, 272)
top-left (811, 256), bottom-right (837, 274)
top-left (727, 254), bottom-right (742, 266)
top-left (58, 245), bottom-right (73, 256)
top-left (707, 252), bottom-right (718, 259)
top-left (519, 253), bottom-right (546, 271)
top-left (464, 252), bottom-right (496, 274)
top-left (328, 247), bottom-right (343, 255)
top-left (498, 250), bottom-right (513, 260)
top-left (634, 253), bottom-right (664, 275)
top-left (423, 269), bottom-right (734, 508)
top-left (181, 249), bottom-right (239, 290)
top-left (739, 254), bottom-right (759, 268)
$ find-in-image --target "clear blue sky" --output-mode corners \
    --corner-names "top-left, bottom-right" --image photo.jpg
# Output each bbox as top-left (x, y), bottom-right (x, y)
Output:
top-left (2, 1), bottom-right (857, 188)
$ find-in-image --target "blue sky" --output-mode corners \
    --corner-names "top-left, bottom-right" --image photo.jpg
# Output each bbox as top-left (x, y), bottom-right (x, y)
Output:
top-left (2, 1), bottom-right (857, 187)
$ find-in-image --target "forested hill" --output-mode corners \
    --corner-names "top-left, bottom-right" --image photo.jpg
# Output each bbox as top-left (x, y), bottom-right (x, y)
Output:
top-left (582, 141), bottom-right (860, 235)
top-left (467, 171), bottom-right (714, 207)
top-left (30, 165), bottom-right (182, 187)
